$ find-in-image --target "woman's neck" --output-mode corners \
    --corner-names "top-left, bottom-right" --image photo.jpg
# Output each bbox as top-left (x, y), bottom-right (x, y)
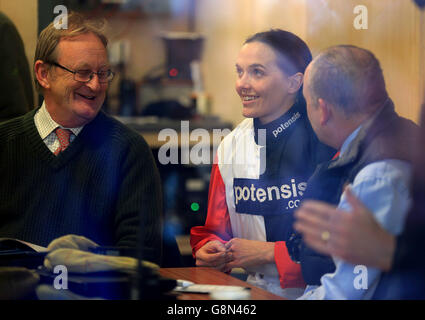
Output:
top-left (258, 96), bottom-right (297, 125)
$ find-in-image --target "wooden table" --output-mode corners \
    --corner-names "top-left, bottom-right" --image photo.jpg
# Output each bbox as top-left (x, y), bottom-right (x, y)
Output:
top-left (159, 267), bottom-right (285, 300)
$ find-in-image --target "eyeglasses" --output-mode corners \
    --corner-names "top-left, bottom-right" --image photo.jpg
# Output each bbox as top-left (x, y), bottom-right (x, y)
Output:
top-left (47, 61), bottom-right (114, 83)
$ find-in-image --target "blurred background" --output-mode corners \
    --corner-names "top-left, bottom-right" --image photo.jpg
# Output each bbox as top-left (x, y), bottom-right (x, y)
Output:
top-left (1, 0), bottom-right (424, 266)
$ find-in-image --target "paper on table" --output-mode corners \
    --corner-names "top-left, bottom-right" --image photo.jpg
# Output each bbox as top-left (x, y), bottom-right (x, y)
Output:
top-left (173, 283), bottom-right (249, 294)
top-left (0, 238), bottom-right (48, 252)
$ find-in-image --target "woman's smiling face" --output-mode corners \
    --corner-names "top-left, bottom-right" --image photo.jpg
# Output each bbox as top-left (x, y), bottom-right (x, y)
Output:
top-left (235, 41), bottom-right (296, 124)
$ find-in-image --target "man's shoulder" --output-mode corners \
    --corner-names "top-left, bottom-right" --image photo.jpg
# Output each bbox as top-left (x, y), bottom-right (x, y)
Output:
top-left (349, 159), bottom-right (412, 216)
top-left (93, 111), bottom-right (150, 149)
top-left (0, 111), bottom-right (34, 141)
top-left (354, 159), bottom-right (411, 183)
top-left (347, 159), bottom-right (412, 235)
top-left (366, 109), bottom-right (419, 161)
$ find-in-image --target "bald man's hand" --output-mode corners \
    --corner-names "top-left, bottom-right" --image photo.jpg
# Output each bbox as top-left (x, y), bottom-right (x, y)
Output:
top-left (294, 187), bottom-right (395, 271)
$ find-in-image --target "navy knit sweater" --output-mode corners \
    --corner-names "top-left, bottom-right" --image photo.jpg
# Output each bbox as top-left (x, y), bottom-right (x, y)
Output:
top-left (0, 108), bottom-right (163, 263)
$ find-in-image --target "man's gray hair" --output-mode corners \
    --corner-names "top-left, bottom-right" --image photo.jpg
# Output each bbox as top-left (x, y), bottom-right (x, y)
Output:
top-left (308, 45), bottom-right (388, 115)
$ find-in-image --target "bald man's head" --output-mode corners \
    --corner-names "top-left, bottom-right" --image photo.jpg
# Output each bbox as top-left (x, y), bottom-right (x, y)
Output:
top-left (306, 45), bottom-right (388, 116)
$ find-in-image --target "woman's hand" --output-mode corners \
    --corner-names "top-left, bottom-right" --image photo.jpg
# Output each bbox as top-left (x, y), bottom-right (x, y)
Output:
top-left (195, 240), bottom-right (232, 272)
top-left (224, 238), bottom-right (275, 269)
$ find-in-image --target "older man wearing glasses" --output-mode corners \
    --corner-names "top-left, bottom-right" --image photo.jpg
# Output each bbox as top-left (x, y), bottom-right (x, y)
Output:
top-left (0, 13), bottom-right (162, 264)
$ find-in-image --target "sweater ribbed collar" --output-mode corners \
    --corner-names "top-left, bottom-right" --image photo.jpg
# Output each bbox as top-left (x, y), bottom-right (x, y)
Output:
top-left (22, 109), bottom-right (105, 169)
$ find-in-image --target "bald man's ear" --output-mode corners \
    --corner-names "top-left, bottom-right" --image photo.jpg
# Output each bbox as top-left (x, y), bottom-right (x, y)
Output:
top-left (287, 72), bottom-right (303, 94)
top-left (34, 60), bottom-right (51, 90)
top-left (317, 98), bottom-right (331, 126)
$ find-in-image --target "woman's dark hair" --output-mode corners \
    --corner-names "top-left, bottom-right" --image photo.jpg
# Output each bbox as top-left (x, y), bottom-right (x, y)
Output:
top-left (244, 29), bottom-right (312, 104)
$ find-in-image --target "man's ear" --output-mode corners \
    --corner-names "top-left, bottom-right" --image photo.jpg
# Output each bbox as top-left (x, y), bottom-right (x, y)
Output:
top-left (34, 60), bottom-right (51, 90)
top-left (287, 72), bottom-right (303, 94)
top-left (317, 98), bottom-right (331, 126)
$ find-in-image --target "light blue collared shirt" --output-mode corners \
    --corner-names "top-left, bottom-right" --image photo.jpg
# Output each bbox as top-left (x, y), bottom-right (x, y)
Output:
top-left (298, 126), bottom-right (412, 300)
top-left (34, 101), bottom-right (83, 153)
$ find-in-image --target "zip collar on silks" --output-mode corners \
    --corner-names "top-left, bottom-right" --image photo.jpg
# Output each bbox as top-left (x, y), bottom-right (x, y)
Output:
top-left (253, 101), bottom-right (305, 145)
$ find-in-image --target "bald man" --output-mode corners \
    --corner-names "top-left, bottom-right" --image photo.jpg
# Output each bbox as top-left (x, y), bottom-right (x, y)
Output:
top-left (294, 100), bottom-right (425, 299)
top-left (285, 45), bottom-right (418, 299)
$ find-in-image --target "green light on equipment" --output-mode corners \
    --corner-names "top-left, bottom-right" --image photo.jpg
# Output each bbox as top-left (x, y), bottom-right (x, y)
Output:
top-left (191, 202), bottom-right (200, 212)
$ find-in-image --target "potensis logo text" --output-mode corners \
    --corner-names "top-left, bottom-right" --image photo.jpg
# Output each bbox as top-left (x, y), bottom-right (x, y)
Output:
top-left (233, 178), bottom-right (307, 214)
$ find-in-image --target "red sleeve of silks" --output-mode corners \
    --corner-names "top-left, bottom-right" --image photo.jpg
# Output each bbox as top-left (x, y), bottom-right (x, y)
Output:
top-left (274, 241), bottom-right (306, 289)
top-left (190, 162), bottom-right (232, 257)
